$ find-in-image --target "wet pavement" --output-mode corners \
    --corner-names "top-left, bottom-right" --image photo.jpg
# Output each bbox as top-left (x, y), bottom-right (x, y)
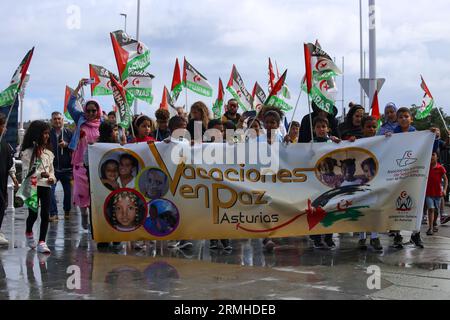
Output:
top-left (1, 188), bottom-right (450, 300)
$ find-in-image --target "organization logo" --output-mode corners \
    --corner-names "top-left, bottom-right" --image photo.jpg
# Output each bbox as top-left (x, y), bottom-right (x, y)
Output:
top-left (396, 151), bottom-right (418, 167)
top-left (396, 191), bottom-right (413, 212)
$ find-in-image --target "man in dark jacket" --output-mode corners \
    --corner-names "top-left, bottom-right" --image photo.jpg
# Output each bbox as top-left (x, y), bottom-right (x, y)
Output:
top-left (299, 102), bottom-right (339, 143)
top-left (221, 99), bottom-right (241, 127)
top-left (49, 112), bottom-right (73, 221)
top-left (0, 113), bottom-right (14, 245)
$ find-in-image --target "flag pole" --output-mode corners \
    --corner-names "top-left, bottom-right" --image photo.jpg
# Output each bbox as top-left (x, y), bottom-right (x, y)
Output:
top-left (185, 86), bottom-right (188, 113)
top-left (435, 104), bottom-right (448, 131)
top-left (0, 94), bottom-right (19, 144)
top-left (307, 91), bottom-right (314, 144)
top-left (287, 80), bottom-right (304, 138)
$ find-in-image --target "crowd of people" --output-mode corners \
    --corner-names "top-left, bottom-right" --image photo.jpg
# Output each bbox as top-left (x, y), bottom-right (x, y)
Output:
top-left (1, 77), bottom-right (450, 256)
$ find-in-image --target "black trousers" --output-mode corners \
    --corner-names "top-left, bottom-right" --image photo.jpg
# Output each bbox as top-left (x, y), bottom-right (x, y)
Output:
top-left (0, 191), bottom-right (6, 230)
top-left (26, 186), bottom-right (51, 242)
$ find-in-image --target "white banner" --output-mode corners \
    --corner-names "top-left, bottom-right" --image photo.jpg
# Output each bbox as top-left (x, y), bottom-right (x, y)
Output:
top-left (89, 132), bottom-right (434, 242)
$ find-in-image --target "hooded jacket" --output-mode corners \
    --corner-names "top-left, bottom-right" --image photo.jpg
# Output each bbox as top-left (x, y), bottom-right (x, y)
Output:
top-left (299, 104), bottom-right (339, 143)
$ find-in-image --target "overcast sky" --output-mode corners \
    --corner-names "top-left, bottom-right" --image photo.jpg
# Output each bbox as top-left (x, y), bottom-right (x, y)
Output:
top-left (1, 0), bottom-right (450, 122)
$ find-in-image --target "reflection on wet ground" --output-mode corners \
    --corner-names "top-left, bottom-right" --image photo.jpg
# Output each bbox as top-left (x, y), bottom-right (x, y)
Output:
top-left (1, 202), bottom-right (450, 300)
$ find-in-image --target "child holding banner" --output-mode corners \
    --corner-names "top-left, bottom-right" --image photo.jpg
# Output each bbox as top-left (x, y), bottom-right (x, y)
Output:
top-left (131, 115), bottom-right (156, 143)
top-left (387, 107), bottom-right (424, 248)
top-left (153, 109), bottom-right (171, 142)
top-left (310, 116), bottom-right (340, 249)
top-left (357, 116), bottom-right (383, 252)
top-left (21, 121), bottom-right (56, 254)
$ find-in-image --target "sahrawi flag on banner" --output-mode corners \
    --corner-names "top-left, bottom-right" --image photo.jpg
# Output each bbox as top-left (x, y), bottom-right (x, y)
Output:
top-left (416, 76), bottom-right (435, 120)
top-left (303, 41), bottom-right (341, 114)
top-left (183, 58), bottom-right (213, 97)
top-left (90, 64), bottom-right (113, 96)
top-left (227, 65), bottom-right (253, 112)
top-left (110, 30), bottom-right (151, 81)
top-left (123, 70), bottom-right (155, 105)
top-left (212, 78), bottom-right (225, 119)
top-left (0, 47), bottom-right (34, 107)
top-left (265, 70), bottom-right (293, 112)
top-left (109, 73), bottom-right (132, 129)
top-left (252, 82), bottom-right (267, 112)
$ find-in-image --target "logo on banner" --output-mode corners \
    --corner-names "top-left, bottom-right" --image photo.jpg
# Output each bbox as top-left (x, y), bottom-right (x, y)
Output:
top-left (396, 191), bottom-right (413, 212)
top-left (396, 151), bottom-right (418, 168)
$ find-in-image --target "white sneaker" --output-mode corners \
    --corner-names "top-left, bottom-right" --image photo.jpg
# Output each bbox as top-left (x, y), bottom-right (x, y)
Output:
top-left (37, 242), bottom-right (51, 254)
top-left (26, 234), bottom-right (36, 249)
top-left (0, 233), bottom-right (9, 246)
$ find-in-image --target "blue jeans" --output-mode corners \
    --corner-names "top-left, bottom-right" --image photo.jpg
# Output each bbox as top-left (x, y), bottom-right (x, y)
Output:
top-left (50, 171), bottom-right (72, 216)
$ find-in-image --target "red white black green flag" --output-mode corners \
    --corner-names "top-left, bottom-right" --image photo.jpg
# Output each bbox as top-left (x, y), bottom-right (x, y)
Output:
top-left (252, 82), bottom-right (266, 112)
top-left (110, 30), bottom-right (151, 82)
top-left (416, 76), bottom-right (435, 120)
top-left (0, 47), bottom-right (34, 107)
top-left (183, 58), bottom-right (213, 97)
top-left (109, 73), bottom-right (132, 129)
top-left (90, 64), bottom-right (113, 96)
top-left (123, 70), bottom-right (154, 105)
top-left (212, 78), bottom-right (225, 119)
top-left (171, 58), bottom-right (183, 103)
top-left (226, 65), bottom-right (253, 112)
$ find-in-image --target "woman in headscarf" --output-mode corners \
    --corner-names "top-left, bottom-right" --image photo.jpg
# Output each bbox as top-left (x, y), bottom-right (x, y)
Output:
top-left (338, 104), bottom-right (365, 141)
top-left (378, 102), bottom-right (398, 135)
top-left (67, 79), bottom-right (103, 230)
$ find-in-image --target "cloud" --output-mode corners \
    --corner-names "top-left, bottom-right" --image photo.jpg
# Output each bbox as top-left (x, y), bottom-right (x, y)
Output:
top-left (22, 98), bottom-right (50, 122)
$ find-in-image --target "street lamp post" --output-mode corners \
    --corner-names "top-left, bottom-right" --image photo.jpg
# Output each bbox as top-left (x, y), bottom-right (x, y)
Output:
top-left (368, 0), bottom-right (377, 108)
top-left (359, 0), bottom-right (364, 107)
top-left (120, 13), bottom-right (127, 33)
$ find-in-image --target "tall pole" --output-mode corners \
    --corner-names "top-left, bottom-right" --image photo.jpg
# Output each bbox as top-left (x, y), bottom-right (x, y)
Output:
top-left (342, 56), bottom-right (345, 116)
top-left (368, 0), bottom-right (377, 108)
top-left (19, 72), bottom-right (30, 147)
top-left (359, 0), bottom-right (364, 107)
top-left (134, 0), bottom-right (141, 115)
top-left (363, 51), bottom-right (367, 109)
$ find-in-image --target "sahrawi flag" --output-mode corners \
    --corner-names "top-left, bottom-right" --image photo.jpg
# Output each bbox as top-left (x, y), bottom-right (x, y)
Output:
top-left (303, 41), bottom-right (341, 114)
top-left (183, 58), bottom-right (213, 97)
top-left (252, 82), bottom-right (266, 112)
top-left (123, 70), bottom-right (155, 105)
top-left (17, 150), bottom-right (40, 213)
top-left (416, 76), bottom-right (435, 120)
top-left (226, 65), bottom-right (253, 112)
top-left (110, 30), bottom-right (151, 81)
top-left (274, 60), bottom-right (292, 99)
top-left (212, 78), bottom-right (225, 119)
top-left (90, 64), bottom-right (113, 96)
top-left (371, 89), bottom-right (382, 129)
top-left (109, 73), bottom-right (132, 129)
top-left (265, 69), bottom-right (293, 112)
top-left (0, 47), bottom-right (34, 107)
top-left (171, 58), bottom-right (183, 103)
top-left (160, 86), bottom-right (178, 117)
top-left (64, 86), bottom-right (82, 121)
